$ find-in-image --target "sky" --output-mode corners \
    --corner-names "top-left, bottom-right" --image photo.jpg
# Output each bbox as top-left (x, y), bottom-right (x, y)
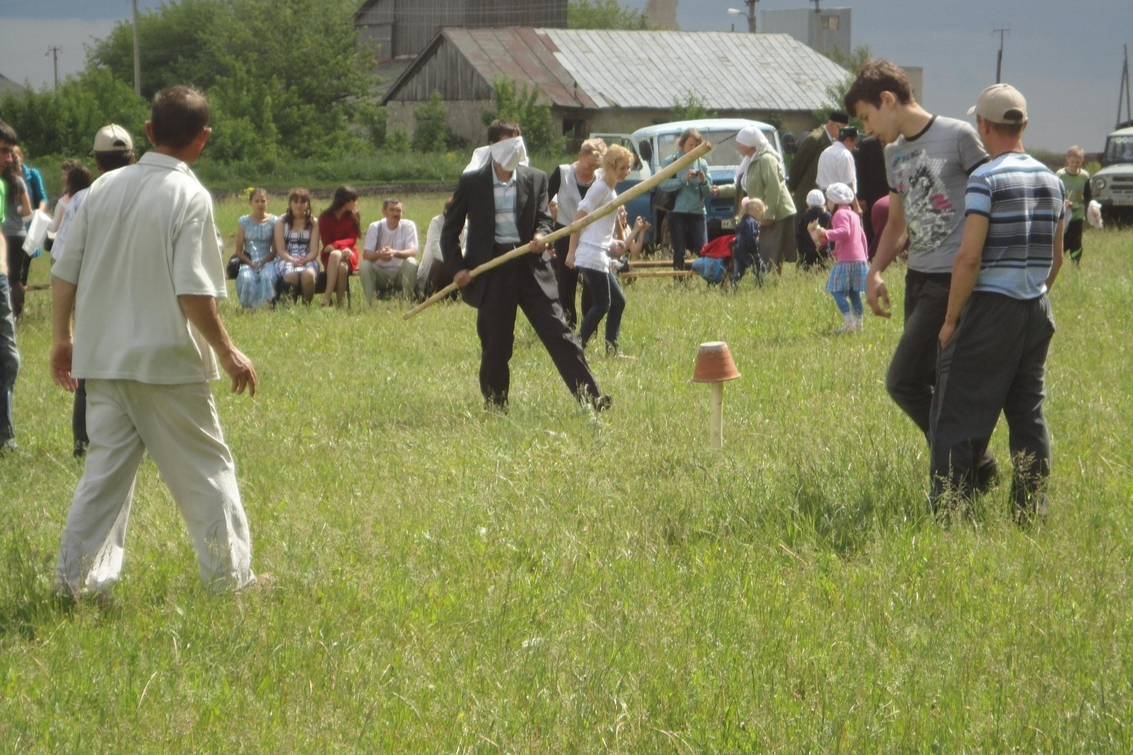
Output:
top-left (0, 0), bottom-right (1129, 152)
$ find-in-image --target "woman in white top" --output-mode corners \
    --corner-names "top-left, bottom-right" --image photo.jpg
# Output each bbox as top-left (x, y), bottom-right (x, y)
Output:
top-left (565, 145), bottom-right (634, 355)
top-left (548, 138), bottom-right (606, 328)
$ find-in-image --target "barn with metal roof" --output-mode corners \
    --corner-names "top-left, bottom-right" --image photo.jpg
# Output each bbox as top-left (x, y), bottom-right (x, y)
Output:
top-left (380, 27), bottom-right (849, 145)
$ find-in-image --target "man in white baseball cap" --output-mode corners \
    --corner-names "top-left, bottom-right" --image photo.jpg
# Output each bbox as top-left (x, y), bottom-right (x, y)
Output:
top-left (932, 82), bottom-right (1064, 523)
top-left (89, 124), bottom-right (134, 156)
top-left (966, 83), bottom-right (1027, 125)
top-left (54, 124), bottom-right (137, 459)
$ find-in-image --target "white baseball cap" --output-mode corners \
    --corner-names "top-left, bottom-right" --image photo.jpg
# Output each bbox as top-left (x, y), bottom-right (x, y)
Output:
top-left (90, 124), bottom-right (134, 155)
top-left (967, 84), bottom-right (1027, 125)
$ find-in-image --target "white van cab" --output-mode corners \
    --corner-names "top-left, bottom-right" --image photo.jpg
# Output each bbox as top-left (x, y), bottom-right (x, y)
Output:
top-left (592, 118), bottom-right (782, 240)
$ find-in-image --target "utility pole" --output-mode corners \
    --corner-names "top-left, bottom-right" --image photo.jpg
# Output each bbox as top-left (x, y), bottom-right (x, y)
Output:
top-left (993, 26), bottom-right (1009, 83)
top-left (132, 0), bottom-right (142, 96)
top-left (745, 0), bottom-right (757, 34)
top-left (1118, 44), bottom-right (1131, 128)
top-left (46, 45), bottom-right (61, 91)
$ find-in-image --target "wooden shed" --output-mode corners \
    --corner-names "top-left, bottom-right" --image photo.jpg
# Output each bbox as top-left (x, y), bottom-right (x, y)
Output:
top-left (380, 28), bottom-right (850, 146)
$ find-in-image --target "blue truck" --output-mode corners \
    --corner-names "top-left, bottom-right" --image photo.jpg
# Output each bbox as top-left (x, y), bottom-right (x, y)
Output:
top-left (591, 118), bottom-right (783, 243)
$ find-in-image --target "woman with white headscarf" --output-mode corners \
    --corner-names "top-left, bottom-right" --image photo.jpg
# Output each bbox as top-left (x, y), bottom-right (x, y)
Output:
top-left (735, 125), bottom-right (796, 273)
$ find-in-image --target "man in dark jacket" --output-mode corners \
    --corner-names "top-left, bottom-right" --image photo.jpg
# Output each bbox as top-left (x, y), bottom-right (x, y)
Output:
top-left (788, 111), bottom-right (849, 214)
top-left (441, 120), bottom-right (605, 412)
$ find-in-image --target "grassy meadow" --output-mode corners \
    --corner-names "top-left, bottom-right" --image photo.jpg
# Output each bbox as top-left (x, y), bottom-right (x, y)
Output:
top-left (1, 207), bottom-right (1132, 752)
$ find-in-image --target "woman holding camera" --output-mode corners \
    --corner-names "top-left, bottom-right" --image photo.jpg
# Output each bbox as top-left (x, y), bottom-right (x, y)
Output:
top-left (657, 128), bottom-right (712, 272)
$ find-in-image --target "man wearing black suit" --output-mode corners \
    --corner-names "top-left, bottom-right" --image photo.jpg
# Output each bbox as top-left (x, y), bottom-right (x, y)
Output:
top-left (788, 111), bottom-right (849, 215)
top-left (440, 120), bottom-right (606, 411)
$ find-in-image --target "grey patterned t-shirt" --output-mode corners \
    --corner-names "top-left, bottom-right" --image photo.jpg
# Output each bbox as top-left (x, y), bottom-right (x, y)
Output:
top-left (885, 116), bottom-right (988, 273)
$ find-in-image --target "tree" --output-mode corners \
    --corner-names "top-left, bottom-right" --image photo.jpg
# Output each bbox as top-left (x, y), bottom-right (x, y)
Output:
top-left (0, 68), bottom-right (148, 159)
top-left (568, 0), bottom-right (649, 30)
top-left (84, 0), bottom-right (373, 159)
top-left (481, 78), bottom-right (563, 155)
top-left (818, 45), bottom-right (872, 126)
top-left (670, 91), bottom-right (712, 121)
top-left (412, 92), bottom-right (454, 153)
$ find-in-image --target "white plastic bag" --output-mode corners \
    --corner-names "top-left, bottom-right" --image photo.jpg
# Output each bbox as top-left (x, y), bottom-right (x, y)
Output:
top-left (1086, 200), bottom-right (1103, 229)
top-left (23, 209), bottom-right (52, 256)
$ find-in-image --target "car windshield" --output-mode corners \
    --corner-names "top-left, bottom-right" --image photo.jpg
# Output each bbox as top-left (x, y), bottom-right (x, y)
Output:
top-left (657, 129), bottom-right (773, 169)
top-left (1103, 134), bottom-right (1133, 166)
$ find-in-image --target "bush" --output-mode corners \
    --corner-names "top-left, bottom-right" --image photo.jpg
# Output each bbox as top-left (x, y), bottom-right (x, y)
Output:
top-left (412, 92), bottom-right (454, 153)
top-left (481, 78), bottom-right (563, 155)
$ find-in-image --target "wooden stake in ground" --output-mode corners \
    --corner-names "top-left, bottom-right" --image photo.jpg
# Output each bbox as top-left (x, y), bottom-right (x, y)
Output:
top-left (402, 140), bottom-right (714, 320)
top-left (691, 341), bottom-right (741, 451)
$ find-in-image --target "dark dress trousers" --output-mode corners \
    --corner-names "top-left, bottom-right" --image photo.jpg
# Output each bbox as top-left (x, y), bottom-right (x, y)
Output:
top-left (440, 162), bottom-right (600, 406)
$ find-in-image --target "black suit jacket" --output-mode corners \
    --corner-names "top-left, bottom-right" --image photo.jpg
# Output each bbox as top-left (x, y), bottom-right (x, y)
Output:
top-left (788, 126), bottom-right (833, 207)
top-left (441, 161), bottom-right (555, 308)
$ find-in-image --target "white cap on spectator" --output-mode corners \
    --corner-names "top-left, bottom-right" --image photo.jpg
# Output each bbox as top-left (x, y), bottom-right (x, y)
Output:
top-left (91, 124), bottom-right (134, 155)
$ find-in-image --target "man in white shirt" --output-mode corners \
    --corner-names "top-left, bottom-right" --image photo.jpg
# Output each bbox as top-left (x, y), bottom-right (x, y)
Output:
top-left (418, 197), bottom-right (464, 298)
top-left (816, 126), bottom-right (862, 213)
top-left (359, 198), bottom-right (418, 302)
top-left (51, 86), bottom-right (260, 599)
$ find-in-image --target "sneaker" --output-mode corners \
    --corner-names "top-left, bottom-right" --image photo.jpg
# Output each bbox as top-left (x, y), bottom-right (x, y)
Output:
top-left (591, 394), bottom-right (613, 412)
top-left (0, 437), bottom-right (17, 456)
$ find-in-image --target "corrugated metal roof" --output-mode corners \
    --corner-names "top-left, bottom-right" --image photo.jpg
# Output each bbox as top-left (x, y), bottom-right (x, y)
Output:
top-left (541, 29), bottom-right (847, 111)
top-left (397, 28), bottom-right (848, 112)
top-left (438, 27), bottom-right (596, 108)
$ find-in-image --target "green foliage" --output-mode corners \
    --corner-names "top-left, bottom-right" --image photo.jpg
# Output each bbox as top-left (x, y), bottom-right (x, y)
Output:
top-left (568, 0), bottom-right (649, 30)
top-left (482, 78), bottom-right (563, 155)
top-left (81, 0), bottom-right (373, 160)
top-left (384, 125), bottom-right (411, 155)
top-left (354, 102), bottom-right (389, 149)
top-left (0, 68), bottom-right (149, 159)
top-left (4, 223), bottom-right (1133, 752)
top-left (670, 90), bottom-right (713, 121)
top-left (412, 92), bottom-right (454, 153)
top-left (819, 44), bottom-right (872, 126)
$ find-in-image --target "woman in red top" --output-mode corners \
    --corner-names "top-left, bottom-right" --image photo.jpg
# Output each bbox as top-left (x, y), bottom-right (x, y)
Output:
top-left (318, 185), bottom-right (361, 307)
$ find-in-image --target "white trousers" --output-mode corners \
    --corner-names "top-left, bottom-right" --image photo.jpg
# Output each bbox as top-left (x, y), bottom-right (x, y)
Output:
top-left (55, 379), bottom-right (255, 596)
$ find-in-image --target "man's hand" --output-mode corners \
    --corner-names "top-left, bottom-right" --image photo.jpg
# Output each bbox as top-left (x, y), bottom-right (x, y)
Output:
top-left (218, 346), bottom-right (257, 397)
top-left (530, 234), bottom-right (547, 253)
top-left (565, 250), bottom-right (576, 269)
top-left (760, 219), bottom-right (774, 230)
top-left (50, 340), bottom-right (78, 392)
top-left (866, 271), bottom-right (891, 318)
top-left (376, 246), bottom-right (395, 262)
top-left (454, 270), bottom-right (472, 288)
top-left (938, 321), bottom-right (957, 348)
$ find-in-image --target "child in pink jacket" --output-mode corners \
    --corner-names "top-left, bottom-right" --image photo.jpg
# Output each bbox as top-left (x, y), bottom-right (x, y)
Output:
top-left (816, 182), bottom-right (868, 333)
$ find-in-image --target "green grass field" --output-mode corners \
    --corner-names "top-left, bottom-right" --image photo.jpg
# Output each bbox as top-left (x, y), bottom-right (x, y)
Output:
top-left (2, 214), bottom-right (1131, 752)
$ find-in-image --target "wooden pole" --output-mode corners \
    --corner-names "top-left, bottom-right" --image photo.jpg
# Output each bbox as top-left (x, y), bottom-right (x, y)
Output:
top-left (402, 140), bottom-right (714, 320)
top-left (709, 382), bottom-right (724, 450)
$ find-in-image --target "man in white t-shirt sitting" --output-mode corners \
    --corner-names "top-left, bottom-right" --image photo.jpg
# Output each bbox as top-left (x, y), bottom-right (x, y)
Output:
top-left (359, 198), bottom-right (418, 302)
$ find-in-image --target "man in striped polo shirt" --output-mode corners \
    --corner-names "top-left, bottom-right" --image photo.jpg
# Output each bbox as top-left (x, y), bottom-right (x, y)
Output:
top-left (931, 84), bottom-right (1065, 522)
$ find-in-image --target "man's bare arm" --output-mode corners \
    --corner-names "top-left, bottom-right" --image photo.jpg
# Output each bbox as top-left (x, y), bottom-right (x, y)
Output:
top-left (178, 295), bottom-right (257, 397)
top-left (938, 214), bottom-right (990, 347)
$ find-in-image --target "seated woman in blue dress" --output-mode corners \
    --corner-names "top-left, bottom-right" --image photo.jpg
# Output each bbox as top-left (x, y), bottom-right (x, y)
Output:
top-left (234, 188), bottom-right (279, 308)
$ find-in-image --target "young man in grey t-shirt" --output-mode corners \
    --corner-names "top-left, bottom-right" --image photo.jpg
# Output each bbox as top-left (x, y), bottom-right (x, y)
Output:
top-left (844, 60), bottom-right (998, 489)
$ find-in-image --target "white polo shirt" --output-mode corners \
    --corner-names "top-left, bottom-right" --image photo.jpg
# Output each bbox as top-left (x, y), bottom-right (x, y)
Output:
top-left (816, 141), bottom-right (858, 193)
top-left (52, 152), bottom-right (226, 384)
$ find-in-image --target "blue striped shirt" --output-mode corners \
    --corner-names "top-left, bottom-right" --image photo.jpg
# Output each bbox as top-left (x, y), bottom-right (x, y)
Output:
top-left (965, 152), bottom-right (1065, 300)
top-left (492, 169), bottom-right (520, 244)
